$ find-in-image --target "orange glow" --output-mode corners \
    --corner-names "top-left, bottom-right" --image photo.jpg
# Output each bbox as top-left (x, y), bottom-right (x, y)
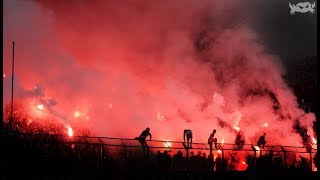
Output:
top-left (263, 123), bottom-right (268, 127)
top-left (218, 150), bottom-right (222, 154)
top-left (37, 104), bottom-right (44, 110)
top-left (242, 161), bottom-right (246, 164)
top-left (254, 145), bottom-right (260, 151)
top-left (164, 140), bottom-right (172, 147)
top-left (157, 112), bottom-right (165, 121)
top-left (67, 126), bottom-right (73, 137)
top-left (313, 167), bottom-right (317, 172)
top-left (312, 137), bottom-right (317, 145)
top-left (234, 126), bottom-right (240, 132)
top-left (74, 111), bottom-right (80, 118)
top-left (221, 139), bottom-right (225, 144)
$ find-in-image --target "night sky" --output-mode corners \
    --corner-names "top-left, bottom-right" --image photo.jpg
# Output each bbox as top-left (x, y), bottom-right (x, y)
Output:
top-left (250, 0), bottom-right (317, 59)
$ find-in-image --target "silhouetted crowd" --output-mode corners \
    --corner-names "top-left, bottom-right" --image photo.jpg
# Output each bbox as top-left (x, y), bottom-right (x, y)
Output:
top-left (1, 131), bottom-right (317, 179)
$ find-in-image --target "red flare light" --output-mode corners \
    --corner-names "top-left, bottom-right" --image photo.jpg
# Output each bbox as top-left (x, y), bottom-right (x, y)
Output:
top-left (37, 104), bottom-right (44, 110)
top-left (67, 126), bottom-right (73, 137)
top-left (234, 126), bottom-right (240, 132)
top-left (218, 150), bottom-right (222, 154)
top-left (312, 137), bottom-right (317, 145)
top-left (164, 140), bottom-right (172, 147)
top-left (314, 167), bottom-right (317, 172)
top-left (263, 123), bottom-right (268, 127)
top-left (74, 111), bottom-right (80, 118)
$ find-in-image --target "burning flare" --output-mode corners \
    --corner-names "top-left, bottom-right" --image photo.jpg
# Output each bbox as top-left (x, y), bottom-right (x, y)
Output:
top-left (74, 111), bottom-right (80, 118)
top-left (164, 140), bottom-right (172, 147)
top-left (67, 126), bottom-right (73, 137)
top-left (311, 136), bottom-right (317, 145)
top-left (37, 104), bottom-right (44, 110)
top-left (157, 112), bottom-right (165, 121)
top-left (263, 123), bottom-right (269, 127)
top-left (234, 126), bottom-right (240, 132)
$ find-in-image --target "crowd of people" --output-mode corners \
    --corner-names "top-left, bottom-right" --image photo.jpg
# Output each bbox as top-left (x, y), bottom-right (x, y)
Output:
top-left (135, 127), bottom-right (268, 158)
top-left (1, 130), bottom-right (316, 179)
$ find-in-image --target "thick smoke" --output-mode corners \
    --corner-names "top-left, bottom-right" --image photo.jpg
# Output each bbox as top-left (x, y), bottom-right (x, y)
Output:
top-left (3, 0), bottom-right (316, 146)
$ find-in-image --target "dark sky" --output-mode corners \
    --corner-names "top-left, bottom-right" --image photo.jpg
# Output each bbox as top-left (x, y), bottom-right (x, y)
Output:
top-left (248, 0), bottom-right (317, 60)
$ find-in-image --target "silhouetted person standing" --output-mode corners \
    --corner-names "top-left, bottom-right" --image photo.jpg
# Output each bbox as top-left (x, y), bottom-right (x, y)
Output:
top-left (184, 129), bottom-right (193, 148)
top-left (257, 133), bottom-right (267, 149)
top-left (208, 129), bottom-right (218, 156)
top-left (136, 127), bottom-right (152, 158)
top-left (235, 131), bottom-right (245, 149)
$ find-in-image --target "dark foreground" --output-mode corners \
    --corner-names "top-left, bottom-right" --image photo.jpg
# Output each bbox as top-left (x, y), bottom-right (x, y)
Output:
top-left (1, 169), bottom-right (318, 180)
top-left (1, 134), bottom-right (318, 180)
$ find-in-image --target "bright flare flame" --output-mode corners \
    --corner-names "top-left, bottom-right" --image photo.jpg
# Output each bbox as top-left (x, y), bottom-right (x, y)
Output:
top-left (109, 104), bottom-right (113, 109)
top-left (232, 111), bottom-right (243, 132)
top-left (264, 123), bottom-right (268, 127)
top-left (37, 104), bottom-right (44, 110)
top-left (242, 161), bottom-right (246, 164)
top-left (313, 167), bottom-right (317, 172)
top-left (312, 137), bottom-right (317, 145)
top-left (218, 150), bottom-right (222, 154)
top-left (3, 74), bottom-right (5, 78)
top-left (164, 140), bottom-right (172, 148)
top-left (74, 111), bottom-right (80, 118)
top-left (221, 139), bottom-right (225, 144)
top-left (254, 145), bottom-right (260, 151)
top-left (67, 126), bottom-right (73, 137)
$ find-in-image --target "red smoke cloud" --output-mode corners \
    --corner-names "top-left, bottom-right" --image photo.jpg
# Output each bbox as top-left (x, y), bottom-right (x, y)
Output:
top-left (3, 0), bottom-right (316, 147)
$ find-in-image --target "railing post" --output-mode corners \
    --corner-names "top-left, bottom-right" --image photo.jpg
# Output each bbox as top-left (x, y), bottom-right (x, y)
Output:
top-left (309, 152), bottom-right (312, 172)
top-left (98, 138), bottom-right (103, 169)
top-left (183, 142), bottom-right (189, 172)
top-left (280, 146), bottom-right (287, 168)
top-left (251, 145), bottom-right (257, 170)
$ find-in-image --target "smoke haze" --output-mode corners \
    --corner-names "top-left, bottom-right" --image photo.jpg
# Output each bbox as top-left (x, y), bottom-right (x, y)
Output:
top-left (3, 0), bottom-right (316, 146)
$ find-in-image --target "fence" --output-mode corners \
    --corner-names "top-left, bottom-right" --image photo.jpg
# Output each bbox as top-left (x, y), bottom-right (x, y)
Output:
top-left (2, 133), bottom-right (317, 172)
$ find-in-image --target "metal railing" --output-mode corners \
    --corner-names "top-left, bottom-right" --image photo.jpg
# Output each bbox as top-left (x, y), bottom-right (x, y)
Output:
top-left (3, 133), bottom-right (317, 171)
